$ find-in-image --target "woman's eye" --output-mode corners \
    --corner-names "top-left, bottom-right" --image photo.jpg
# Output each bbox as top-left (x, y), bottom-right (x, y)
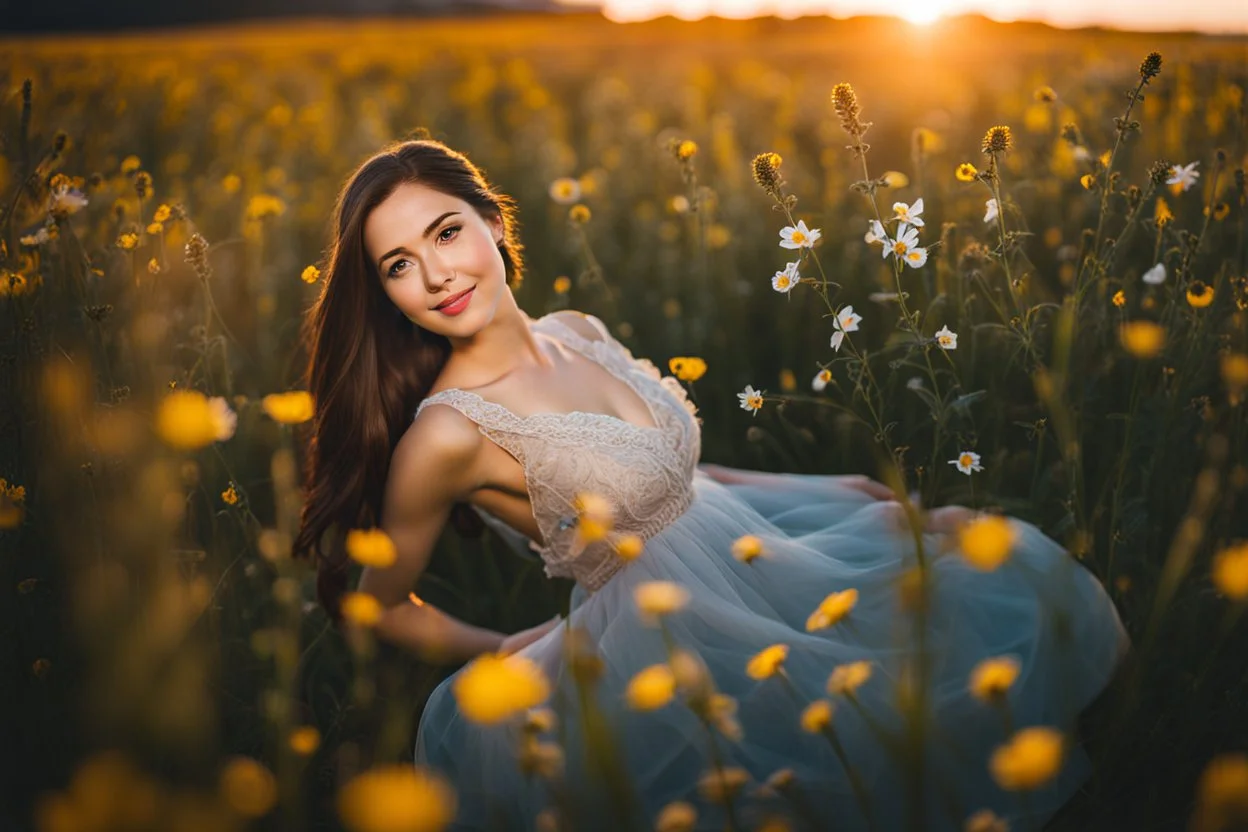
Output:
top-left (439, 225), bottom-right (461, 243)
top-left (387, 259), bottom-right (408, 278)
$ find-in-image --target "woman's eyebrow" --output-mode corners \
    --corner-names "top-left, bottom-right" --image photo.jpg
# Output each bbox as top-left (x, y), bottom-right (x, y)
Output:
top-left (376, 211), bottom-right (461, 268)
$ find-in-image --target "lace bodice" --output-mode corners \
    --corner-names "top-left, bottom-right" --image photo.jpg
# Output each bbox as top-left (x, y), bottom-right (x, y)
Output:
top-left (414, 313), bottom-right (702, 590)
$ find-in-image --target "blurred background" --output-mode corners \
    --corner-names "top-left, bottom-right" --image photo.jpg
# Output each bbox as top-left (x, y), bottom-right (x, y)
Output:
top-left (1, 1), bottom-right (1246, 831)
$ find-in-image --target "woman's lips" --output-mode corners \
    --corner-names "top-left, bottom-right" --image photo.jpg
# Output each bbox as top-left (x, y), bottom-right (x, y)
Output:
top-left (434, 286), bottom-right (474, 316)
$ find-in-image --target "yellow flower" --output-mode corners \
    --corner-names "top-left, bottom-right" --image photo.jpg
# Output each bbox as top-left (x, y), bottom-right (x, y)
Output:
top-left (301, 265), bottom-right (321, 284)
top-left (1212, 542), bottom-right (1248, 601)
top-left (453, 653), bottom-right (551, 724)
top-left (613, 534), bottom-right (644, 561)
top-left (1119, 321), bottom-right (1166, 358)
top-left (1222, 353), bottom-right (1248, 391)
top-left (989, 727), bottom-right (1064, 790)
top-left (552, 275), bottom-right (572, 294)
top-left (245, 194), bottom-right (286, 222)
top-left (116, 232), bottom-right (139, 250)
top-left (697, 767), bottom-right (749, 803)
top-left (731, 534), bottom-right (766, 563)
top-left (222, 173), bottom-right (242, 194)
top-left (1213, 202), bottom-right (1231, 221)
top-left (574, 491), bottom-right (614, 544)
top-left (957, 515), bottom-right (1018, 571)
top-left (964, 808), bottom-right (1009, 832)
top-left (0, 478), bottom-right (26, 529)
top-left (1080, 173), bottom-right (1096, 190)
top-left (668, 648), bottom-right (711, 698)
top-left (881, 170), bottom-right (909, 188)
top-left (1194, 754), bottom-right (1248, 828)
top-left (120, 155), bottom-right (142, 174)
top-left (1186, 281), bottom-right (1214, 308)
top-left (569, 204), bottom-right (591, 224)
top-left (347, 528), bottom-right (398, 568)
top-left (1034, 85), bottom-right (1058, 103)
top-left (153, 204), bottom-right (172, 223)
top-left (262, 391), bottom-right (315, 424)
top-left (340, 592), bottom-right (383, 628)
top-left (800, 699), bottom-right (834, 733)
top-left (655, 801), bottom-right (698, 832)
top-left (779, 368), bottom-right (797, 392)
top-left (746, 644), bottom-right (789, 680)
top-left (625, 664), bottom-right (676, 710)
top-left (668, 356), bottom-right (707, 382)
top-left (981, 125), bottom-right (1013, 155)
top-left (827, 660), bottom-right (872, 696)
top-left (1154, 197), bottom-right (1173, 227)
top-left (289, 726), bottom-right (321, 755)
top-left (147, 258), bottom-right (161, 274)
top-left (221, 484), bottom-right (239, 506)
top-left (969, 656), bottom-right (1021, 703)
top-left (1112, 289), bottom-right (1126, 307)
top-left (146, 221), bottom-right (163, 235)
top-left (155, 390), bottom-right (236, 450)
top-left (677, 140), bottom-right (698, 160)
top-left (634, 581), bottom-right (690, 624)
top-left (805, 588), bottom-right (858, 632)
top-left (548, 177), bottom-right (581, 205)
top-left (337, 765), bottom-right (456, 832)
top-left (219, 756), bottom-right (277, 818)
top-left (955, 163), bottom-right (979, 182)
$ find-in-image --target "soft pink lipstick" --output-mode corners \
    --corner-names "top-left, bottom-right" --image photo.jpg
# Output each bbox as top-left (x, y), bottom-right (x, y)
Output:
top-left (433, 286), bottom-right (475, 316)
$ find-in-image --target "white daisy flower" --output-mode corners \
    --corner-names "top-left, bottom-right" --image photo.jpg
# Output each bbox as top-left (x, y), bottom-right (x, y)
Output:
top-left (835, 305), bottom-right (862, 333)
top-left (902, 246), bottom-right (929, 269)
top-left (983, 198), bottom-right (999, 224)
top-left (779, 220), bottom-right (822, 250)
top-left (771, 261), bottom-right (800, 294)
top-left (1166, 161), bottom-right (1200, 193)
top-left (892, 198), bottom-right (925, 228)
top-left (830, 330), bottom-right (845, 352)
top-left (737, 385), bottom-right (764, 416)
top-left (948, 450), bottom-right (984, 475)
top-left (906, 377), bottom-right (924, 390)
top-left (934, 325), bottom-right (958, 350)
top-left (811, 368), bottom-right (833, 392)
top-left (881, 225), bottom-right (928, 270)
top-left (548, 177), bottom-right (582, 205)
top-left (865, 219), bottom-right (887, 246)
top-left (1142, 263), bottom-right (1166, 285)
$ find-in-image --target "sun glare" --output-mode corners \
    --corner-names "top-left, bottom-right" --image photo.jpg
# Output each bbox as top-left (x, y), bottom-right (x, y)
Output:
top-left (895, 0), bottom-right (945, 24)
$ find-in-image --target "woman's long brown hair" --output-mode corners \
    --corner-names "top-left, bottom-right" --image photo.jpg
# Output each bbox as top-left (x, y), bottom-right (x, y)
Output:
top-left (292, 138), bottom-right (525, 623)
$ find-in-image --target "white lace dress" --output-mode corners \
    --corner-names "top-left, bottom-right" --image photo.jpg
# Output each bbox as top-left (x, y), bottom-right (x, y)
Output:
top-left (412, 312), bottom-right (1129, 832)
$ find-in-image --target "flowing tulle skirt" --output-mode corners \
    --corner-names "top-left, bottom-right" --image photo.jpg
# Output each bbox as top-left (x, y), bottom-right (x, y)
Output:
top-left (415, 469), bottom-right (1130, 831)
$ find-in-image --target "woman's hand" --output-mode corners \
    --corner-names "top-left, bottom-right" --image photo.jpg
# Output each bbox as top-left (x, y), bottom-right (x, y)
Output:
top-left (498, 615), bottom-right (563, 656)
top-left (834, 474), bottom-right (896, 501)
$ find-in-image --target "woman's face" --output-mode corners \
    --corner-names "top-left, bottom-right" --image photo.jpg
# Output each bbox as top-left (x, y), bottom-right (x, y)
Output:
top-left (364, 181), bottom-right (507, 336)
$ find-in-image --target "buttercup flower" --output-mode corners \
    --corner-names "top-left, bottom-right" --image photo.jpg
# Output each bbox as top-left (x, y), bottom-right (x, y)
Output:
top-left (625, 664), bottom-right (676, 710)
top-left (634, 581), bottom-right (690, 624)
top-left (453, 653), bottom-right (551, 724)
top-left (574, 491), bottom-right (615, 545)
top-left (262, 391), bottom-right (314, 424)
top-left (336, 765), bottom-right (455, 832)
top-left (983, 199), bottom-right (999, 224)
top-left (1167, 161), bottom-right (1200, 193)
top-left (969, 656), bottom-right (1022, 702)
top-left (806, 588), bottom-right (858, 632)
top-left (655, 801), bottom-right (698, 832)
top-left (732, 534), bottom-right (766, 563)
top-left (800, 699), bottom-right (834, 733)
top-left (340, 592), bottom-right (383, 627)
top-left (990, 727), bottom-right (1064, 790)
top-left (779, 220), bottom-right (821, 250)
top-left (346, 528), bottom-right (398, 568)
top-left (771, 261), bottom-right (800, 294)
top-left (1119, 321), bottom-right (1166, 358)
top-left (827, 660), bottom-right (872, 696)
top-left (1212, 542), bottom-right (1248, 601)
top-left (956, 163), bottom-right (979, 182)
top-left (156, 391), bottom-right (237, 450)
top-left (1186, 281), bottom-right (1214, 308)
top-left (669, 357), bottom-right (707, 382)
top-left (737, 385), bottom-right (764, 416)
top-left (958, 515), bottom-right (1018, 571)
top-left (949, 450), bottom-right (984, 475)
top-left (746, 644), bottom-right (789, 680)
top-left (892, 198), bottom-right (925, 228)
top-left (934, 325), bottom-right (958, 350)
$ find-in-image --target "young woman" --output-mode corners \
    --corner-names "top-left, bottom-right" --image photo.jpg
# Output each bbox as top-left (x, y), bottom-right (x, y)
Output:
top-left (294, 139), bottom-right (1129, 831)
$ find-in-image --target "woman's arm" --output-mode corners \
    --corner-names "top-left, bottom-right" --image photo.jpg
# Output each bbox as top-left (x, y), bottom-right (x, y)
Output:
top-left (698, 462), bottom-right (897, 501)
top-left (358, 405), bottom-right (506, 664)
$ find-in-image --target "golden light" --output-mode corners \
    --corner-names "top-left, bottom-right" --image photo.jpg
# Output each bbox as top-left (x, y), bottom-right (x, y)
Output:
top-left (894, 0), bottom-right (948, 24)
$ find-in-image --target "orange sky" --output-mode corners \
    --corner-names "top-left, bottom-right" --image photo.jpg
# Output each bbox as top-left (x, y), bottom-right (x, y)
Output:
top-left (557, 0), bottom-right (1248, 33)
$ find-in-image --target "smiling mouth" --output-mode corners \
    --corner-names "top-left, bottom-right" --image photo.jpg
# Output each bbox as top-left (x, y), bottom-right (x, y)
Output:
top-left (433, 287), bottom-right (474, 310)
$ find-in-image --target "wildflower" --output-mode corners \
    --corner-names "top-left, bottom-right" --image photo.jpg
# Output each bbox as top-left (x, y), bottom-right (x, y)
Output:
top-left (834, 305), bottom-right (862, 335)
top-left (147, 258), bottom-right (161, 275)
top-left (613, 534), bottom-right (644, 561)
top-left (153, 204), bottom-right (172, 223)
top-left (116, 232), bottom-right (139, 251)
top-left (549, 177), bottom-right (581, 204)
top-left (949, 450), bottom-right (983, 475)
top-left (668, 648), bottom-right (712, 698)
top-left (771, 261), bottom-right (800, 293)
top-left (301, 265), bottom-right (321, 284)
top-left (634, 581), bottom-right (690, 624)
top-left (219, 756), bottom-right (277, 818)
top-left (779, 220), bottom-right (821, 250)
top-left (1211, 202), bottom-right (1231, 221)
top-left (669, 357), bottom-right (707, 382)
top-left (336, 765), bottom-right (455, 832)
top-left (552, 275), bottom-right (571, 294)
top-left (865, 219), bottom-right (887, 246)
top-left (625, 664), bottom-right (676, 710)
top-left (812, 368), bottom-right (833, 392)
top-left (185, 232), bottom-right (212, 280)
top-left (779, 369), bottom-right (797, 392)
top-left (156, 390), bottom-right (237, 450)
top-left (655, 801), bottom-right (698, 832)
top-left (697, 767), bottom-right (749, 803)
top-left (1167, 162), bottom-right (1201, 193)
top-left (746, 644), bottom-right (788, 680)
top-left (881, 170), bottom-right (909, 188)
top-left (1112, 290), bottom-right (1126, 308)
top-left (892, 198), bottom-right (925, 228)
top-left (48, 184), bottom-right (88, 217)
top-left (1193, 754), bottom-right (1248, 830)
top-left (830, 82), bottom-right (866, 137)
top-left (1034, 85), bottom-right (1058, 103)
top-left (969, 656), bottom-right (1021, 703)
top-left (800, 699), bottom-right (834, 733)
top-left (964, 809), bottom-right (1009, 832)
top-left (453, 653), bottom-right (551, 724)
top-left (339, 592), bottom-right (383, 627)
top-left (806, 588), bottom-right (858, 632)
top-left (289, 726), bottom-right (320, 755)
top-left (934, 325), bottom-right (958, 350)
top-left (676, 140), bottom-right (698, 160)
top-left (737, 385), bottom-right (764, 416)
top-left (568, 204), bottom-right (591, 224)
top-left (222, 173), bottom-right (242, 194)
top-left (1119, 321), bottom-right (1166, 358)
top-left (262, 391), bottom-right (314, 424)
top-left (1212, 542), bottom-right (1248, 601)
top-left (1080, 173), bottom-right (1096, 191)
top-left (955, 163), bottom-right (978, 182)
top-left (1151, 197), bottom-right (1174, 229)
top-left (732, 534), bottom-right (766, 563)
top-left (958, 515), bottom-right (1018, 571)
top-left (981, 125), bottom-right (1013, 155)
top-left (574, 492), bottom-right (614, 544)
top-left (1222, 353), bottom-right (1248, 391)
top-left (1141, 263), bottom-right (1166, 285)
top-left (885, 225), bottom-right (929, 269)
top-left (120, 155), bottom-right (142, 174)
top-left (1139, 51), bottom-right (1163, 82)
top-left (0, 478), bottom-right (27, 529)
top-left (990, 727), bottom-right (1064, 790)
top-left (244, 194), bottom-right (286, 222)
top-left (827, 660), bottom-right (872, 696)
top-left (983, 199), bottom-right (999, 224)
top-left (347, 528), bottom-right (398, 568)
top-left (19, 226), bottom-right (50, 246)
top-left (1186, 281), bottom-right (1214, 308)
top-left (146, 221), bottom-right (163, 235)
top-left (751, 152), bottom-right (785, 199)
top-left (222, 484), bottom-right (239, 506)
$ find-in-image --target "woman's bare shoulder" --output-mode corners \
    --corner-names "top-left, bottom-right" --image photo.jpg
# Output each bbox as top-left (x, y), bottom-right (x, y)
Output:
top-left (546, 309), bottom-right (606, 343)
top-left (390, 403), bottom-right (485, 496)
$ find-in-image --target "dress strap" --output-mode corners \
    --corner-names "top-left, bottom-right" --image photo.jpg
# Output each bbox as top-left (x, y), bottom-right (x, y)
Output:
top-left (535, 313), bottom-right (640, 384)
top-left (414, 389), bottom-right (536, 465)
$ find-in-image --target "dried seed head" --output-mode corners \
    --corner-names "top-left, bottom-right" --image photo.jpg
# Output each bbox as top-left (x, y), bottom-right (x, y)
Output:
top-left (184, 232), bottom-right (212, 281)
top-left (134, 171), bottom-right (153, 200)
top-left (1139, 52), bottom-right (1163, 82)
top-left (1059, 123), bottom-right (1082, 146)
top-left (831, 83), bottom-right (866, 138)
top-left (1148, 159), bottom-right (1173, 187)
top-left (981, 125), bottom-right (1013, 156)
top-left (751, 152), bottom-right (784, 200)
